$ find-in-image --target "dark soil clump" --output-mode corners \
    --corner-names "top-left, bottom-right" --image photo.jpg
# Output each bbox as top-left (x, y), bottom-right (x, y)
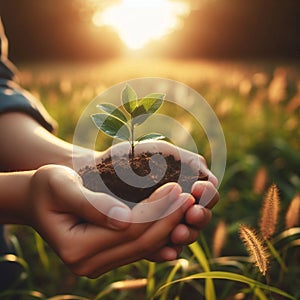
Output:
top-left (80, 152), bottom-right (208, 204)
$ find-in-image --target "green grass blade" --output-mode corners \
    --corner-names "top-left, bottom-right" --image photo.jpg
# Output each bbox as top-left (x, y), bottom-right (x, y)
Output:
top-left (253, 286), bottom-right (270, 300)
top-left (93, 285), bottom-right (114, 300)
top-left (8, 234), bottom-right (24, 258)
top-left (94, 279), bottom-right (148, 300)
top-left (266, 239), bottom-right (287, 272)
top-left (189, 242), bottom-right (216, 300)
top-left (47, 295), bottom-right (90, 300)
top-left (0, 253), bottom-right (29, 272)
top-left (34, 232), bottom-right (50, 271)
top-left (189, 242), bottom-right (210, 272)
top-left (147, 262), bottom-right (156, 298)
top-left (154, 271), bottom-right (296, 300)
top-left (272, 227), bottom-right (300, 244)
top-left (0, 289), bottom-right (45, 299)
top-left (160, 260), bottom-right (183, 300)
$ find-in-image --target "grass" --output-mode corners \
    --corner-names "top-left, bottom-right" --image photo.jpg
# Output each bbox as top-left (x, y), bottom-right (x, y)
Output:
top-left (1, 57), bottom-right (300, 299)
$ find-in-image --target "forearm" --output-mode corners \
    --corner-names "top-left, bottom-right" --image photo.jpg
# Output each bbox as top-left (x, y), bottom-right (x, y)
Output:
top-left (0, 112), bottom-right (93, 171)
top-left (0, 170), bottom-right (33, 224)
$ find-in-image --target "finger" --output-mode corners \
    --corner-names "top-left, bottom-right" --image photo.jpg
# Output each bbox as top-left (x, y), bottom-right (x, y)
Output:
top-left (191, 181), bottom-right (219, 208)
top-left (52, 183), bottom-right (184, 265)
top-left (131, 182), bottom-right (182, 223)
top-left (81, 189), bottom-right (132, 229)
top-left (146, 245), bottom-right (183, 262)
top-left (52, 184), bottom-right (185, 265)
top-left (173, 145), bottom-right (218, 188)
top-left (71, 193), bottom-right (193, 278)
top-left (184, 205), bottom-right (212, 230)
top-left (170, 223), bottom-right (198, 245)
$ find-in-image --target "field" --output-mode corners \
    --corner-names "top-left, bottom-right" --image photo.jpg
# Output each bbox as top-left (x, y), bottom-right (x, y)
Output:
top-left (1, 58), bottom-right (300, 299)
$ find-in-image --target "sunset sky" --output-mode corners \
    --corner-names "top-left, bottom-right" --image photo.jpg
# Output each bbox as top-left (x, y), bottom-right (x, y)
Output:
top-left (0, 0), bottom-right (299, 61)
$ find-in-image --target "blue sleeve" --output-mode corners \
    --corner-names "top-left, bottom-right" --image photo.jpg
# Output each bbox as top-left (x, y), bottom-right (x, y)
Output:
top-left (0, 18), bottom-right (56, 132)
top-left (0, 81), bottom-right (57, 132)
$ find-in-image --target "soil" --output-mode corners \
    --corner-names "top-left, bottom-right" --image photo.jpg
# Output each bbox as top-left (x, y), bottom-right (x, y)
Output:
top-left (79, 152), bottom-right (208, 204)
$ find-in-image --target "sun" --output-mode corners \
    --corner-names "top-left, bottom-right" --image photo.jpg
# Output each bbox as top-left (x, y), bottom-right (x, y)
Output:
top-left (92, 0), bottom-right (190, 50)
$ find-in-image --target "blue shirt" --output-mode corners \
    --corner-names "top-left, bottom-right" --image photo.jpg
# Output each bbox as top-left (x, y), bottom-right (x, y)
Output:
top-left (0, 17), bottom-right (56, 134)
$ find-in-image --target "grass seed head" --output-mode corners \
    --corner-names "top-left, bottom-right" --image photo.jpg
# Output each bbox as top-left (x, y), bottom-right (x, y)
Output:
top-left (285, 194), bottom-right (300, 229)
top-left (259, 183), bottom-right (280, 240)
top-left (239, 224), bottom-right (269, 276)
top-left (253, 166), bottom-right (268, 195)
top-left (212, 220), bottom-right (227, 258)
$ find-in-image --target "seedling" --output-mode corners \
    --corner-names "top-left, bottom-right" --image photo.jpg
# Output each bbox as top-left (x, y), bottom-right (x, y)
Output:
top-left (91, 84), bottom-right (166, 161)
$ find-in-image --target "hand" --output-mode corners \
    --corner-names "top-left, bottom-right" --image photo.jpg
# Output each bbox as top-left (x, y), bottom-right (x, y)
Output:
top-left (94, 141), bottom-right (219, 261)
top-left (28, 164), bottom-right (195, 278)
top-left (145, 181), bottom-right (219, 262)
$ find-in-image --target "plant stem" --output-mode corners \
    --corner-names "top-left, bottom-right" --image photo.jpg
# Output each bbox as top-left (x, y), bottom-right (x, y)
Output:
top-left (130, 120), bottom-right (135, 163)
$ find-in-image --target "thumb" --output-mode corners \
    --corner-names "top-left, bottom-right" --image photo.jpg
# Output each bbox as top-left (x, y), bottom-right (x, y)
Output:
top-left (80, 187), bottom-right (132, 230)
top-left (48, 165), bottom-right (132, 230)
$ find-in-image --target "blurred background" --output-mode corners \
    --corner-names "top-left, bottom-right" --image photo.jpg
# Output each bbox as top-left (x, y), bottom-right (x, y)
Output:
top-left (1, 0), bottom-right (300, 61)
top-left (1, 1), bottom-right (300, 299)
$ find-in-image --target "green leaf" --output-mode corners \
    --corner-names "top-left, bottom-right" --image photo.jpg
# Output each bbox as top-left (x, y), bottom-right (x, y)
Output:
top-left (131, 104), bottom-right (148, 125)
top-left (140, 93), bottom-right (165, 113)
top-left (97, 103), bottom-right (128, 123)
top-left (121, 84), bottom-right (137, 114)
top-left (131, 93), bottom-right (165, 125)
top-left (91, 113), bottom-right (130, 141)
top-left (137, 133), bottom-right (166, 142)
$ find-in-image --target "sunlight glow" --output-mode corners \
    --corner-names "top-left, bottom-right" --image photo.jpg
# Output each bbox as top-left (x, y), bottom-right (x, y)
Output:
top-left (92, 0), bottom-right (190, 50)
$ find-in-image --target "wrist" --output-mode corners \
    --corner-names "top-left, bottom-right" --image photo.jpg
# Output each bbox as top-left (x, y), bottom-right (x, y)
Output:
top-left (0, 170), bottom-right (34, 225)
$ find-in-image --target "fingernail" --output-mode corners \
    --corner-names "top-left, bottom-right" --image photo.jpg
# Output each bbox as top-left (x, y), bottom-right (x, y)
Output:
top-left (177, 193), bottom-right (195, 211)
top-left (107, 206), bottom-right (131, 229)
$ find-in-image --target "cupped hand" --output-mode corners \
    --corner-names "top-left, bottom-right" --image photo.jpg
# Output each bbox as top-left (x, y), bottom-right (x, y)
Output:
top-left (145, 180), bottom-right (219, 262)
top-left (96, 141), bottom-right (219, 262)
top-left (28, 164), bottom-right (195, 278)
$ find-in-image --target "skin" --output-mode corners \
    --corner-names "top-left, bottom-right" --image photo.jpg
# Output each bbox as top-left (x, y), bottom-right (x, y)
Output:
top-left (0, 112), bottom-right (219, 278)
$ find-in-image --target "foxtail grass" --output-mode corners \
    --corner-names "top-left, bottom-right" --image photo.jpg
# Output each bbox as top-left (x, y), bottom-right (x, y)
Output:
top-left (285, 194), bottom-right (300, 229)
top-left (253, 166), bottom-right (268, 195)
top-left (239, 225), bottom-right (269, 276)
top-left (259, 184), bottom-right (280, 240)
top-left (212, 220), bottom-right (227, 258)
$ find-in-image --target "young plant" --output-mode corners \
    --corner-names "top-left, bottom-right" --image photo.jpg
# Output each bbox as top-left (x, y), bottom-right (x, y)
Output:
top-left (91, 84), bottom-right (166, 161)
